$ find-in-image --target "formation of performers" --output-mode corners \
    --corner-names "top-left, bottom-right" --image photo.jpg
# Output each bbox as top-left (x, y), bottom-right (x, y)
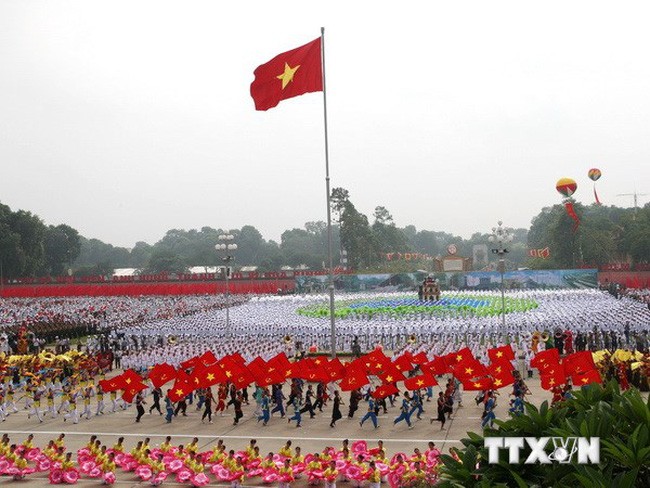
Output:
top-left (0, 434), bottom-right (441, 487)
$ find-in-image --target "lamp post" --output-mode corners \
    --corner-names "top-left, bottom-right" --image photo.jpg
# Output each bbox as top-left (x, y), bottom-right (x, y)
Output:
top-left (488, 221), bottom-right (513, 336)
top-left (215, 234), bottom-right (237, 339)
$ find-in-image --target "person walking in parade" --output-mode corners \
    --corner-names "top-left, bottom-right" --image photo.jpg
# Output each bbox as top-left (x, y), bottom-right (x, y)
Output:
top-left (359, 396), bottom-right (379, 429)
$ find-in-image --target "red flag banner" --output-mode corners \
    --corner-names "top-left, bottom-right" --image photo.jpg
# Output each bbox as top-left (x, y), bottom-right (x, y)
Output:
top-left (487, 345), bottom-right (515, 364)
top-left (372, 383), bottom-right (399, 399)
top-left (403, 374), bottom-right (438, 391)
top-left (462, 377), bottom-right (493, 391)
top-left (250, 37), bottom-right (322, 111)
top-left (149, 363), bottom-right (177, 388)
top-left (571, 369), bottom-right (602, 387)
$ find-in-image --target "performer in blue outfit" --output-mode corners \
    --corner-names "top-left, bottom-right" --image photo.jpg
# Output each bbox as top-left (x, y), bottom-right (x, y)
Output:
top-left (393, 392), bottom-right (413, 429)
top-left (360, 397), bottom-right (378, 428)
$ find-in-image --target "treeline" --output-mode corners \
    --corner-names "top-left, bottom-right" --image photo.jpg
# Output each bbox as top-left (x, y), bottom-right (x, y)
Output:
top-left (527, 200), bottom-right (650, 269)
top-left (1, 193), bottom-right (648, 279)
top-left (0, 202), bottom-right (81, 278)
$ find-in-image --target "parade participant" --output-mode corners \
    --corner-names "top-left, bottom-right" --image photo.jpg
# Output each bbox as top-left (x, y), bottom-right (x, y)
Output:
top-left (278, 440), bottom-right (292, 458)
top-left (95, 385), bottom-right (104, 416)
top-left (149, 387), bottom-right (162, 415)
top-left (135, 391), bottom-right (146, 423)
top-left (359, 396), bottom-right (379, 429)
top-left (201, 387), bottom-right (214, 424)
top-left (232, 392), bottom-right (244, 426)
top-left (28, 388), bottom-right (44, 423)
top-left (481, 391), bottom-right (496, 429)
top-left (278, 458), bottom-right (294, 488)
top-left (164, 391), bottom-right (174, 423)
top-left (215, 384), bottom-right (227, 416)
top-left (81, 387), bottom-right (93, 420)
top-left (330, 390), bottom-right (343, 428)
top-left (430, 391), bottom-right (447, 430)
top-left (257, 389), bottom-right (270, 426)
top-left (287, 397), bottom-right (302, 428)
top-left (323, 460), bottom-right (338, 488)
top-left (394, 392), bottom-right (414, 429)
top-left (367, 461), bottom-right (381, 488)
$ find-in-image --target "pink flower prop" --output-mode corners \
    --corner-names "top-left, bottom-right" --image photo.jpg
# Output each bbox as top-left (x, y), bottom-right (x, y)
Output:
top-left (49, 468), bottom-right (63, 484)
top-left (191, 472), bottom-right (210, 487)
top-left (136, 465), bottom-right (153, 481)
top-left (62, 469), bottom-right (79, 484)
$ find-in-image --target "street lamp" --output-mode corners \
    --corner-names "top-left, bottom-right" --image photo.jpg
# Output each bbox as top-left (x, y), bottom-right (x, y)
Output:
top-left (488, 221), bottom-right (513, 336)
top-left (215, 234), bottom-right (237, 339)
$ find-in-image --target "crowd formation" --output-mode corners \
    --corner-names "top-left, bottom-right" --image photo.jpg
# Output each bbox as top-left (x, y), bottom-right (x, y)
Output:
top-left (0, 434), bottom-right (441, 487)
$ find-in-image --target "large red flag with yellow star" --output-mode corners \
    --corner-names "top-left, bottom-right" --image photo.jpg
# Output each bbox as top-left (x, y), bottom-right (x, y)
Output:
top-left (250, 38), bottom-right (322, 111)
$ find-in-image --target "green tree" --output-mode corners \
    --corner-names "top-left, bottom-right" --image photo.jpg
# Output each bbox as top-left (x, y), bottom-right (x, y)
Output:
top-left (144, 249), bottom-right (187, 274)
top-left (44, 224), bottom-right (81, 275)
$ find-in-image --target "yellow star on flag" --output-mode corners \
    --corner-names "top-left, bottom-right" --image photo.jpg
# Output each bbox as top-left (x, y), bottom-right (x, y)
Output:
top-left (456, 355), bottom-right (463, 362)
top-left (386, 376), bottom-right (393, 382)
top-left (125, 378), bottom-right (132, 384)
top-left (465, 367), bottom-right (474, 375)
top-left (206, 373), bottom-right (215, 381)
top-left (473, 382), bottom-right (482, 388)
top-left (175, 389), bottom-right (184, 396)
top-left (496, 351), bottom-right (503, 358)
top-left (581, 378), bottom-right (588, 384)
top-left (494, 379), bottom-right (503, 386)
top-left (416, 380), bottom-right (424, 386)
top-left (225, 371), bottom-right (232, 378)
top-left (549, 379), bottom-right (556, 386)
top-left (277, 63), bottom-right (300, 89)
top-left (314, 359), bottom-right (321, 365)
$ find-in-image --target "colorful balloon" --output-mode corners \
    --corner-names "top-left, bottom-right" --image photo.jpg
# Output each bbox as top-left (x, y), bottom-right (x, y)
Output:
top-left (556, 177), bottom-right (577, 198)
top-left (588, 168), bottom-right (601, 181)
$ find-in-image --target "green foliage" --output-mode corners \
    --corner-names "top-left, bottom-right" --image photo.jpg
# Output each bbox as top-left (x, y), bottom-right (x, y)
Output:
top-left (528, 202), bottom-right (650, 268)
top-left (437, 381), bottom-right (650, 488)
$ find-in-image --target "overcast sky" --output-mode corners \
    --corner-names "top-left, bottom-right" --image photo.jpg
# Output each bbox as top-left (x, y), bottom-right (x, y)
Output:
top-left (1, 0), bottom-right (649, 248)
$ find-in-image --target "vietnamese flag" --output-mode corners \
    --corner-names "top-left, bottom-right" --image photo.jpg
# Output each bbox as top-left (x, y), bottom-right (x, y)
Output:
top-left (149, 363), bottom-right (177, 388)
top-left (168, 377), bottom-right (194, 402)
top-left (540, 364), bottom-right (567, 390)
top-left (392, 355), bottom-right (414, 373)
top-left (488, 365), bottom-right (515, 389)
top-left (250, 37), bottom-right (322, 111)
top-left (487, 345), bottom-right (515, 364)
top-left (361, 349), bottom-right (391, 374)
top-left (571, 369), bottom-right (602, 387)
top-left (462, 376), bottom-right (493, 391)
top-left (404, 374), bottom-right (438, 391)
top-left (372, 383), bottom-right (399, 399)
top-left (452, 358), bottom-right (488, 380)
top-left (531, 349), bottom-right (561, 370)
top-left (377, 363), bottom-right (406, 384)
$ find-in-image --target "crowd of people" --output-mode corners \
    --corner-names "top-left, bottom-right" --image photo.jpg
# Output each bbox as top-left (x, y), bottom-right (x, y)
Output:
top-left (0, 434), bottom-right (441, 486)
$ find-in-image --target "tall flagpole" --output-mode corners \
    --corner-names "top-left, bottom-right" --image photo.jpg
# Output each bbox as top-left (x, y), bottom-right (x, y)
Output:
top-left (320, 27), bottom-right (336, 358)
